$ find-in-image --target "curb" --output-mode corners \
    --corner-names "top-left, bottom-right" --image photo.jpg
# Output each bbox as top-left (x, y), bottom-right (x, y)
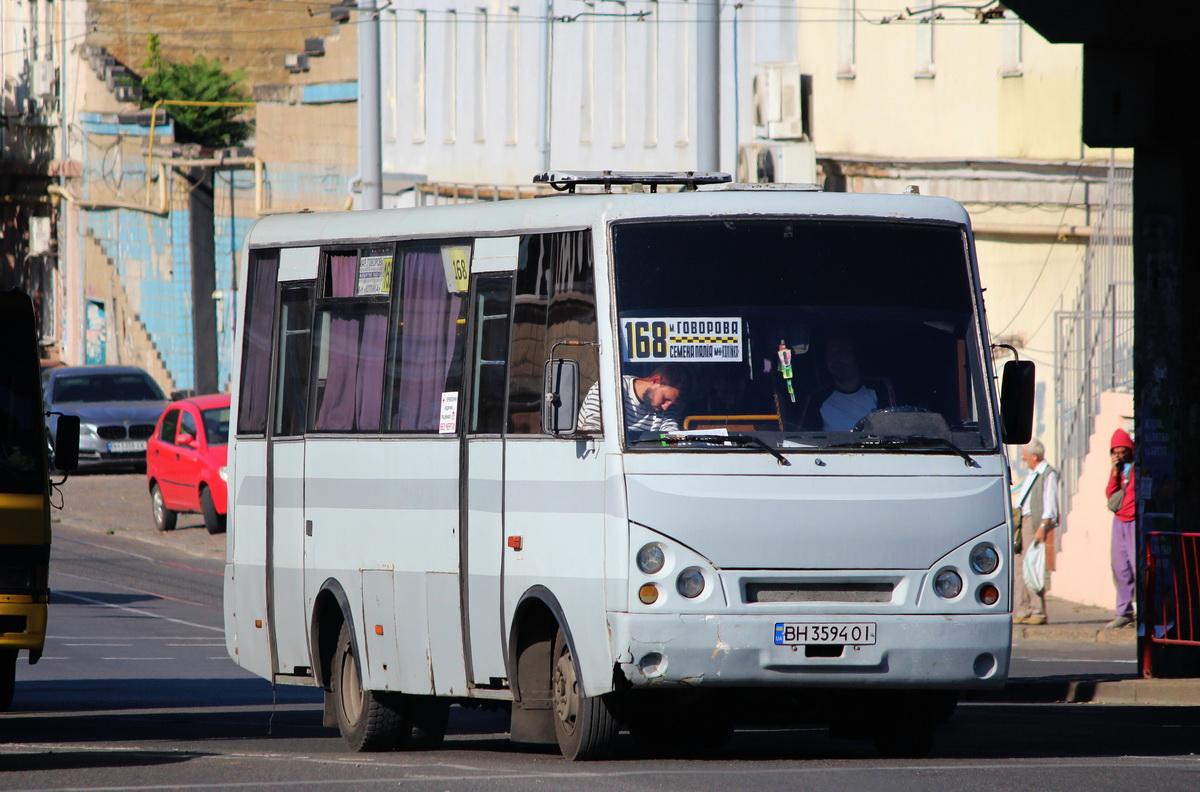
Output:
top-left (991, 675), bottom-right (1200, 706)
top-left (1014, 624), bottom-right (1137, 644)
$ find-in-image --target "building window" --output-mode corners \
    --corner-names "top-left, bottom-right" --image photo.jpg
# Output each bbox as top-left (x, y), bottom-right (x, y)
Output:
top-left (474, 9), bottom-right (488, 143)
top-left (915, 14), bottom-right (936, 78)
top-left (505, 6), bottom-right (520, 144)
top-left (443, 10), bottom-right (458, 143)
top-left (1001, 19), bottom-right (1023, 77)
top-left (414, 11), bottom-right (428, 143)
top-left (837, 0), bottom-right (856, 79)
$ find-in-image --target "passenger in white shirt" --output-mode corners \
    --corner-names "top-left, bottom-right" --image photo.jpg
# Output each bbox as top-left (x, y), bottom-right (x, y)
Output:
top-left (577, 364), bottom-right (690, 435)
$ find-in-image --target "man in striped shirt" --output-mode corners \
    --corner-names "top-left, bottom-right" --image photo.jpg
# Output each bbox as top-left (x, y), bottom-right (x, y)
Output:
top-left (577, 364), bottom-right (691, 435)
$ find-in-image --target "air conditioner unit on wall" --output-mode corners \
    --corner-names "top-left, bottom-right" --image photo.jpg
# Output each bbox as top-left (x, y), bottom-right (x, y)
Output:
top-left (737, 141), bottom-right (818, 185)
top-left (32, 60), bottom-right (57, 98)
top-left (752, 63), bottom-right (812, 141)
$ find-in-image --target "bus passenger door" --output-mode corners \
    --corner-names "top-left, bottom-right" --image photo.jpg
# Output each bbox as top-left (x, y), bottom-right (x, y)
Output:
top-left (267, 283), bottom-right (315, 676)
top-left (463, 272), bottom-right (514, 685)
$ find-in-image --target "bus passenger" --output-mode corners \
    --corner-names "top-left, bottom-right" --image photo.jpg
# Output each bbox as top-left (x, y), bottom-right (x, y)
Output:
top-left (577, 364), bottom-right (691, 434)
top-left (800, 336), bottom-right (895, 431)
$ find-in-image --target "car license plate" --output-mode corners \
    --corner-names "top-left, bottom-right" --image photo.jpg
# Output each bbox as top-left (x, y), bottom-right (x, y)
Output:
top-left (108, 440), bottom-right (147, 453)
top-left (774, 622), bottom-right (877, 646)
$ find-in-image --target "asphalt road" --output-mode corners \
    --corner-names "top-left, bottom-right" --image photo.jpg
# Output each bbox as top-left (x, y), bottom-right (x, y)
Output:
top-left (1, 472), bottom-right (1196, 791)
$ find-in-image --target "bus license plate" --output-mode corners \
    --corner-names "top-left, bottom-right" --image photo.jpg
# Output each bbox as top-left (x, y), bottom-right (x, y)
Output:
top-left (774, 622), bottom-right (876, 646)
top-left (108, 440), bottom-right (147, 453)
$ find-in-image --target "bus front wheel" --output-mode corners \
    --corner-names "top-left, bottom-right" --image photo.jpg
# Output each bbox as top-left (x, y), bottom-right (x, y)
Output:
top-left (551, 628), bottom-right (617, 760)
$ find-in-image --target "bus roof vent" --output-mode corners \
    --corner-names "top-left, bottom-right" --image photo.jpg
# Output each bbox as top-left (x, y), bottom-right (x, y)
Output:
top-left (533, 170), bottom-right (732, 193)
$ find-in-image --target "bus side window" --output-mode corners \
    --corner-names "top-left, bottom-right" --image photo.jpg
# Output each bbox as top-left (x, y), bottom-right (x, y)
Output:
top-left (470, 274), bottom-right (513, 434)
top-left (384, 242), bottom-right (470, 433)
top-left (276, 285), bottom-right (314, 437)
top-left (309, 249), bottom-right (391, 433)
top-left (237, 249), bottom-right (280, 435)
top-left (507, 230), bottom-right (599, 435)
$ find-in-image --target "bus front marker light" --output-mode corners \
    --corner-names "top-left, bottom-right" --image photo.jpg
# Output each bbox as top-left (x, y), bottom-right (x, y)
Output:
top-left (638, 584), bottom-right (659, 604)
top-left (969, 543), bottom-right (999, 575)
top-left (636, 543), bottom-right (666, 574)
top-left (978, 583), bottom-right (1000, 605)
top-left (934, 568), bottom-right (963, 599)
top-left (676, 567), bottom-right (705, 598)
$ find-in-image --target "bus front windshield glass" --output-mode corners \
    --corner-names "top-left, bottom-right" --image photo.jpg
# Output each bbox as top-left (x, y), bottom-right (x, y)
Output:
top-left (0, 312), bottom-right (46, 492)
top-left (610, 218), bottom-right (995, 453)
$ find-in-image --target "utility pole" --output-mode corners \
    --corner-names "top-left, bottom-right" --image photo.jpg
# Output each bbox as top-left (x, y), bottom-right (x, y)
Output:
top-left (696, 0), bottom-right (721, 172)
top-left (359, 0), bottom-right (383, 209)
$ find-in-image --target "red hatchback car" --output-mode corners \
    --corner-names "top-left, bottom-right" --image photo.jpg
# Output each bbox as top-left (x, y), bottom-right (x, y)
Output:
top-left (146, 393), bottom-right (230, 534)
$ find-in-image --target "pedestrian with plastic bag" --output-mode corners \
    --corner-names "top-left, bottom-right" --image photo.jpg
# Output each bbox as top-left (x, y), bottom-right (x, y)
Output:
top-left (1013, 438), bottom-right (1058, 625)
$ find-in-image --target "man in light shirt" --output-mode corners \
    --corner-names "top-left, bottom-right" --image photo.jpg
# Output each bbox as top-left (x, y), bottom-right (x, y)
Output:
top-left (577, 364), bottom-right (690, 435)
top-left (1013, 438), bottom-right (1059, 625)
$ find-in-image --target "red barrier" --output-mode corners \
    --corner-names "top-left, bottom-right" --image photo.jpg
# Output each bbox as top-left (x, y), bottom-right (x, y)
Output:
top-left (1146, 532), bottom-right (1200, 646)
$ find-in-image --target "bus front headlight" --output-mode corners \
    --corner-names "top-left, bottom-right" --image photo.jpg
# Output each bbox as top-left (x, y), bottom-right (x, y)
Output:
top-left (934, 568), bottom-right (963, 599)
top-left (969, 543), bottom-right (999, 575)
top-left (636, 543), bottom-right (665, 575)
top-left (676, 567), bottom-right (705, 598)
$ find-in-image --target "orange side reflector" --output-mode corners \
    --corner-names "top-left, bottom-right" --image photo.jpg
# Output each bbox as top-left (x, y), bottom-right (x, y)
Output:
top-left (255, 619), bottom-right (263, 628)
top-left (375, 625), bottom-right (384, 636)
top-left (507, 536), bottom-right (523, 551)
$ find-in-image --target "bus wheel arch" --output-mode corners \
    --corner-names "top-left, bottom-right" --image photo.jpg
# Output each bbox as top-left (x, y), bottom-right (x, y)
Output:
top-left (507, 587), bottom-right (618, 760)
top-left (311, 579), bottom-right (354, 690)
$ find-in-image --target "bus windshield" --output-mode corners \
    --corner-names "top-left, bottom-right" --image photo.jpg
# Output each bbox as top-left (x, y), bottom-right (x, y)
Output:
top-left (611, 217), bottom-right (995, 451)
top-left (0, 310), bottom-right (47, 494)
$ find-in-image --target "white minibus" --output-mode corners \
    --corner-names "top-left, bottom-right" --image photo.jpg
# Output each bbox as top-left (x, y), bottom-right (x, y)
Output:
top-left (224, 171), bottom-right (1035, 759)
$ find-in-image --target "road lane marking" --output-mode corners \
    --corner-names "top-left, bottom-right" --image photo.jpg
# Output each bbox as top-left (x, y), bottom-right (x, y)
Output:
top-left (53, 569), bottom-right (216, 609)
top-left (53, 590), bottom-right (222, 633)
top-left (56, 533), bottom-right (225, 577)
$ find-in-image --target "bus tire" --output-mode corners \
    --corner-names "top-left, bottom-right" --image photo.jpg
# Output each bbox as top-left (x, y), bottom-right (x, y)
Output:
top-left (200, 486), bottom-right (227, 534)
top-left (331, 623), bottom-right (404, 751)
top-left (551, 628), bottom-right (617, 760)
top-left (150, 483), bottom-right (177, 532)
top-left (0, 649), bottom-right (16, 712)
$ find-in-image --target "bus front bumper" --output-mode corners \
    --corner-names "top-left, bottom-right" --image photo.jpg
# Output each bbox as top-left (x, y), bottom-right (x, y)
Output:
top-left (0, 596), bottom-right (48, 652)
top-left (609, 611), bottom-right (1011, 691)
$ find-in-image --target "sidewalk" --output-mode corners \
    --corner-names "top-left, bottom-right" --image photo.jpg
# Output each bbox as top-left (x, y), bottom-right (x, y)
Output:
top-left (1016, 595), bottom-right (1136, 645)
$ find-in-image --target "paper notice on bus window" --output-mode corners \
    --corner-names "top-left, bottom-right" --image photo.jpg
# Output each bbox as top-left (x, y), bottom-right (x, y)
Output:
top-left (357, 254), bottom-right (393, 295)
top-left (620, 317), bottom-right (743, 363)
top-left (439, 392), bottom-right (459, 433)
top-left (441, 246), bottom-right (471, 294)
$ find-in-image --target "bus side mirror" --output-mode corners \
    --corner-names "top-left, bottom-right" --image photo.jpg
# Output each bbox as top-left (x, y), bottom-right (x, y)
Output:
top-left (543, 359), bottom-right (579, 435)
top-left (1000, 360), bottom-right (1035, 445)
top-left (54, 415), bottom-right (81, 471)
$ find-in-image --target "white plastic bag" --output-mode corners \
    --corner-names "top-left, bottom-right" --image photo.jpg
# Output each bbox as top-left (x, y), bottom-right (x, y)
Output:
top-left (1023, 541), bottom-right (1046, 595)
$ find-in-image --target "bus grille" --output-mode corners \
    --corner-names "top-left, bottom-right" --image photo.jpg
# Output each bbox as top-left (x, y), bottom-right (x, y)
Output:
top-left (744, 582), bottom-right (895, 603)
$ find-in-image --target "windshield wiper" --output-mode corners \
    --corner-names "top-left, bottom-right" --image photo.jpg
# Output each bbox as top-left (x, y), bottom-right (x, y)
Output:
top-left (631, 433), bottom-right (791, 466)
top-left (826, 435), bottom-right (977, 468)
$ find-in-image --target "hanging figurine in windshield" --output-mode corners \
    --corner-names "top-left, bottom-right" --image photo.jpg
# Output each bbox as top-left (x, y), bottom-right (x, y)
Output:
top-left (800, 336), bottom-right (896, 431)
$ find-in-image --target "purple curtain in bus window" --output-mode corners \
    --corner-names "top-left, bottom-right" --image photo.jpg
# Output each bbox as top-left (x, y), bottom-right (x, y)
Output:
top-left (316, 254), bottom-right (360, 430)
top-left (355, 311), bottom-right (386, 430)
top-left (396, 248), bottom-right (462, 431)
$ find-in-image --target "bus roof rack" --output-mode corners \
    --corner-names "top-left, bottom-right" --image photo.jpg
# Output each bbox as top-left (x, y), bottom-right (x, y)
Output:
top-left (533, 170), bottom-right (732, 193)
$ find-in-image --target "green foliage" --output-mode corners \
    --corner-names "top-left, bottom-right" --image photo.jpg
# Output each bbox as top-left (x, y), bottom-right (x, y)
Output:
top-left (140, 34), bottom-right (253, 148)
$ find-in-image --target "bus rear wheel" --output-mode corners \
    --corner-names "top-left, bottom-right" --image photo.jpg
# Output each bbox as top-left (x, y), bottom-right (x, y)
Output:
top-left (551, 628), bottom-right (617, 760)
top-left (330, 624), bottom-right (449, 752)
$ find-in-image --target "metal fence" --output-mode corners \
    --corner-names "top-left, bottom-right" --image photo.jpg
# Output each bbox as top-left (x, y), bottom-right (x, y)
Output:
top-left (1055, 161), bottom-right (1134, 528)
top-left (1147, 532), bottom-right (1200, 647)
